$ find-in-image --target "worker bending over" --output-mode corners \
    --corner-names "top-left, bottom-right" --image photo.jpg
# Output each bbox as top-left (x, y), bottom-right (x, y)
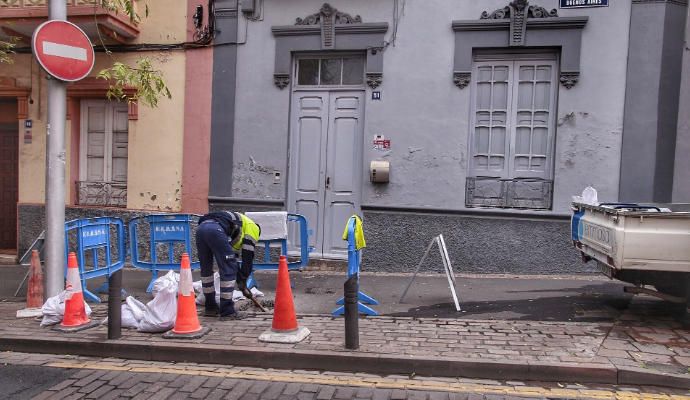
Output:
top-left (196, 211), bottom-right (260, 319)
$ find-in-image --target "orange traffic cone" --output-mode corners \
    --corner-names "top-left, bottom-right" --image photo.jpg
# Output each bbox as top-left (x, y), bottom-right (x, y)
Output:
top-left (163, 253), bottom-right (211, 339)
top-left (16, 250), bottom-right (44, 318)
top-left (54, 252), bottom-right (98, 332)
top-left (259, 256), bottom-right (310, 343)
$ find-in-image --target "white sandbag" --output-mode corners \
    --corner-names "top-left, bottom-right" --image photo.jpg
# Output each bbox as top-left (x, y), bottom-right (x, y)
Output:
top-left (137, 282), bottom-right (177, 333)
top-left (152, 270), bottom-right (179, 295)
top-left (194, 271), bottom-right (220, 305)
top-left (40, 290), bottom-right (92, 327)
top-left (129, 270), bottom-right (180, 332)
top-left (120, 296), bottom-right (147, 329)
top-left (232, 289), bottom-right (245, 302)
top-left (231, 287), bottom-right (265, 302)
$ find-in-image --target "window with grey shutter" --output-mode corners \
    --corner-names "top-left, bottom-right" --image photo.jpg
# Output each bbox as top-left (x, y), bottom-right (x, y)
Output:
top-left (79, 100), bottom-right (128, 207)
top-left (467, 55), bottom-right (558, 209)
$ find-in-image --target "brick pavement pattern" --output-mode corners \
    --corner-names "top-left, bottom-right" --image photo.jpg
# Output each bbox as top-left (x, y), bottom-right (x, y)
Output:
top-left (6, 353), bottom-right (685, 400)
top-left (26, 368), bottom-right (507, 400)
top-left (0, 296), bottom-right (687, 386)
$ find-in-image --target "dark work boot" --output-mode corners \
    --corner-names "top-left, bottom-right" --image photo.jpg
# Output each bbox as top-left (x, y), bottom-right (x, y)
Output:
top-left (219, 297), bottom-right (237, 318)
top-left (204, 297), bottom-right (219, 317)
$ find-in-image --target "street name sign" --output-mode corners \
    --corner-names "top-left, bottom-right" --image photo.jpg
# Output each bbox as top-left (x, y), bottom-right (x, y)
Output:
top-left (560, 0), bottom-right (608, 8)
top-left (32, 20), bottom-right (95, 82)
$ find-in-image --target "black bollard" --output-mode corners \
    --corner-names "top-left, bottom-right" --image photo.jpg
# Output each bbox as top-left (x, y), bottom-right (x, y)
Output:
top-left (108, 269), bottom-right (123, 339)
top-left (344, 275), bottom-right (359, 350)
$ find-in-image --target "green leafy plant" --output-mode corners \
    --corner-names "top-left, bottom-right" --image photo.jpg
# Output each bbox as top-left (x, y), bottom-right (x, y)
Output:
top-left (1, 0), bottom-right (170, 108)
top-left (97, 57), bottom-right (171, 108)
top-left (94, 0), bottom-right (170, 108)
top-left (99, 0), bottom-right (149, 23)
top-left (0, 37), bottom-right (18, 64)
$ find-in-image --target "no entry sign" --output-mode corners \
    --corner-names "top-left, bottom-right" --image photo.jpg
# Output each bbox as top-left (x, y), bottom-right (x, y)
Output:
top-left (32, 20), bottom-right (95, 82)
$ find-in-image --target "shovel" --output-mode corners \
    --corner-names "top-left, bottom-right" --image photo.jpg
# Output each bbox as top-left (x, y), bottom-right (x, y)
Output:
top-left (241, 287), bottom-right (268, 312)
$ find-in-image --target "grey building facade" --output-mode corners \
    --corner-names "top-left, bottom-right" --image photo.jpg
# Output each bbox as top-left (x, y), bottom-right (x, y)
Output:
top-left (208, 0), bottom-right (689, 274)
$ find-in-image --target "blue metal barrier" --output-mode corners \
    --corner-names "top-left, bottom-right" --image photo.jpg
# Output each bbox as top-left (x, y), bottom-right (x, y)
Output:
top-left (129, 214), bottom-right (199, 292)
top-left (247, 213), bottom-right (311, 288)
top-left (64, 217), bottom-right (126, 303)
top-left (332, 216), bottom-right (379, 316)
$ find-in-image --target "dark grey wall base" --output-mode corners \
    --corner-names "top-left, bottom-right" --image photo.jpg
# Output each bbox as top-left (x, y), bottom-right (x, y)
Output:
top-left (19, 203), bottom-right (592, 275)
top-left (18, 204), bottom-right (154, 261)
top-left (208, 201), bottom-right (283, 213)
top-left (362, 210), bottom-right (592, 275)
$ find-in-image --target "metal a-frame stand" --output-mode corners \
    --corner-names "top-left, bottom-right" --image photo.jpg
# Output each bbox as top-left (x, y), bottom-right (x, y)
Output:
top-left (399, 234), bottom-right (461, 311)
top-left (14, 231), bottom-right (45, 297)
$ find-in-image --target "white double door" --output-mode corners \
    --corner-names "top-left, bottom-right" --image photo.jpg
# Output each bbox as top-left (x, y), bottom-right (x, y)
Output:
top-left (288, 90), bottom-right (364, 259)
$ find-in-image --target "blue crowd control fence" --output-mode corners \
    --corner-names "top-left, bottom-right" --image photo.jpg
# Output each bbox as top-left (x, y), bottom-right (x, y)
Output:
top-left (332, 216), bottom-right (378, 316)
top-left (64, 217), bottom-right (126, 303)
top-left (129, 214), bottom-right (200, 292)
top-left (247, 213), bottom-right (312, 289)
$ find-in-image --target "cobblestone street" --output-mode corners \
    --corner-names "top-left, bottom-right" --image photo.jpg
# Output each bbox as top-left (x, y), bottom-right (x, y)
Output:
top-left (1, 352), bottom-right (688, 400)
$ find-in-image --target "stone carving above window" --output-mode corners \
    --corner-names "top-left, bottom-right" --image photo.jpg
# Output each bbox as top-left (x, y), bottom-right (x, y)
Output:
top-left (272, 8), bottom-right (387, 91)
top-left (559, 72), bottom-right (579, 89)
top-left (295, 3), bottom-right (362, 49)
top-left (274, 74), bottom-right (290, 90)
top-left (453, 72), bottom-right (471, 89)
top-left (295, 3), bottom-right (362, 25)
top-left (480, 0), bottom-right (558, 20)
top-left (481, 0), bottom-right (558, 46)
top-left (366, 72), bottom-right (382, 89)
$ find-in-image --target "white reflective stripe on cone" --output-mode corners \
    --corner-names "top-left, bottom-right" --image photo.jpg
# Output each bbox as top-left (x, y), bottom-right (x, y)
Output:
top-left (65, 267), bottom-right (82, 300)
top-left (179, 268), bottom-right (193, 296)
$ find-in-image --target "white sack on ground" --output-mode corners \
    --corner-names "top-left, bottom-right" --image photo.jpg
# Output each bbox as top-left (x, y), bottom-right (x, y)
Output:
top-left (152, 270), bottom-right (179, 295)
top-left (195, 271), bottom-right (220, 305)
top-left (194, 272), bottom-right (265, 304)
top-left (40, 290), bottom-right (92, 327)
top-left (120, 296), bottom-right (147, 329)
top-left (138, 279), bottom-right (177, 333)
top-left (117, 270), bottom-right (180, 333)
top-left (228, 287), bottom-right (265, 302)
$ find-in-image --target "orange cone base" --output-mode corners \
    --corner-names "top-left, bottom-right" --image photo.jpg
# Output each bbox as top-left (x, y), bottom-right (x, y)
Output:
top-left (55, 291), bottom-right (97, 332)
top-left (258, 326), bottom-right (310, 344)
top-left (52, 319), bottom-right (100, 333)
top-left (162, 294), bottom-right (210, 339)
top-left (162, 326), bottom-right (211, 340)
top-left (16, 308), bottom-right (43, 318)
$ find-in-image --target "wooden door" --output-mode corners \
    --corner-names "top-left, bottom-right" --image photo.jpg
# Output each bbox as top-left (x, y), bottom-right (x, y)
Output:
top-left (0, 99), bottom-right (18, 250)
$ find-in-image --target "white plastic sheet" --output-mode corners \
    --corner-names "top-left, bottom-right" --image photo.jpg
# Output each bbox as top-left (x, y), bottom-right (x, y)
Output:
top-left (40, 290), bottom-right (92, 327)
top-left (582, 186), bottom-right (598, 205)
top-left (245, 211), bottom-right (288, 240)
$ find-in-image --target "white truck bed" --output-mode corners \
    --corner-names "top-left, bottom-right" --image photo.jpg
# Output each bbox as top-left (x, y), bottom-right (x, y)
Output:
top-left (571, 202), bottom-right (690, 273)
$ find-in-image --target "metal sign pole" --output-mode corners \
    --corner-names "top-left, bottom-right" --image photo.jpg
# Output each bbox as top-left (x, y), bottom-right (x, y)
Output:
top-left (44, 0), bottom-right (67, 298)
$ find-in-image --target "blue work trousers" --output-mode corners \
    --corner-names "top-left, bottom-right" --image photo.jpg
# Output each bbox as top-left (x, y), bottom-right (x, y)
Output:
top-left (196, 221), bottom-right (239, 316)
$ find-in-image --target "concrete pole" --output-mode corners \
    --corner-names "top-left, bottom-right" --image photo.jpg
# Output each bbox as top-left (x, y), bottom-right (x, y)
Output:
top-left (44, 0), bottom-right (67, 297)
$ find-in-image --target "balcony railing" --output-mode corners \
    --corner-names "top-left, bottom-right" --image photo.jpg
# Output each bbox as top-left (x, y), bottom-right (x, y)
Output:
top-left (77, 181), bottom-right (127, 208)
top-left (2, 0), bottom-right (90, 6)
top-left (1, 0), bottom-right (140, 42)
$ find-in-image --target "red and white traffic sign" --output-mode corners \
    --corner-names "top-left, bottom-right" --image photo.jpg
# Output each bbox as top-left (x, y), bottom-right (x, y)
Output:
top-left (32, 20), bottom-right (95, 82)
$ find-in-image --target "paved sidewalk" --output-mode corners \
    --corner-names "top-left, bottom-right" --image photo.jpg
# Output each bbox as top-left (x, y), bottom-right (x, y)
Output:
top-left (0, 299), bottom-right (688, 390)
